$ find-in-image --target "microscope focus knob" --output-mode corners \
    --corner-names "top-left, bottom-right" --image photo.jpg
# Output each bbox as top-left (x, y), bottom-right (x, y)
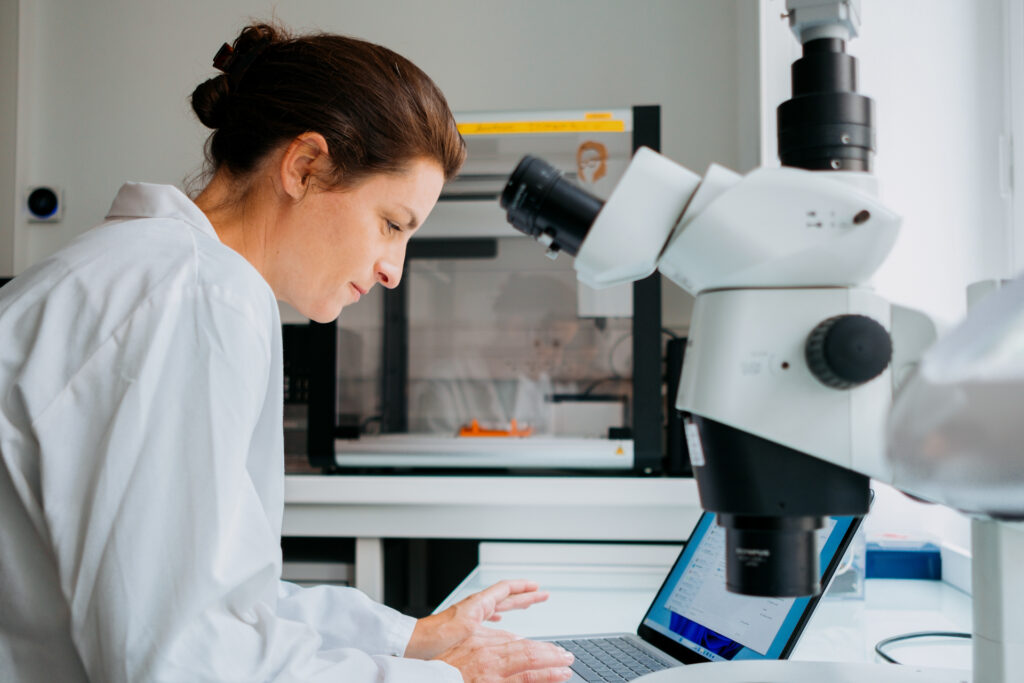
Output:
top-left (805, 314), bottom-right (892, 389)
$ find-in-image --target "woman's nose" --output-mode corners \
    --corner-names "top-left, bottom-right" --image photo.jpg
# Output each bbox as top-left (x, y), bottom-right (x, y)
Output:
top-left (375, 258), bottom-right (403, 289)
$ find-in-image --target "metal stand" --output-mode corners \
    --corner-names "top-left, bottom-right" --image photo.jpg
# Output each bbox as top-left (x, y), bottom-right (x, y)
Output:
top-left (972, 519), bottom-right (1024, 683)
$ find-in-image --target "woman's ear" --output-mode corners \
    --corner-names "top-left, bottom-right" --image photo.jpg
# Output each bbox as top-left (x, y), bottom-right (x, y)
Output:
top-left (279, 132), bottom-right (331, 200)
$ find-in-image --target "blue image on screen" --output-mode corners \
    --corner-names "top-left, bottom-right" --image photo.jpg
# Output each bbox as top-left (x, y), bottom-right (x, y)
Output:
top-left (667, 613), bottom-right (744, 660)
top-left (641, 512), bottom-right (855, 662)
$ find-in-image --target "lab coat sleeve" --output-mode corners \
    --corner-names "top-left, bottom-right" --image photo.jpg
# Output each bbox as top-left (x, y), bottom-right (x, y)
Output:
top-left (276, 580), bottom-right (420, 656)
top-left (30, 286), bottom-right (462, 683)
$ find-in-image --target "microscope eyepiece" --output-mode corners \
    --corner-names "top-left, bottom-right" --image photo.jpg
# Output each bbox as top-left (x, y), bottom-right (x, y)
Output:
top-left (500, 155), bottom-right (604, 257)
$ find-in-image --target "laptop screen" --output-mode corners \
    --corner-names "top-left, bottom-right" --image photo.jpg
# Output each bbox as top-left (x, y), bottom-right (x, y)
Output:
top-left (639, 512), bottom-right (859, 662)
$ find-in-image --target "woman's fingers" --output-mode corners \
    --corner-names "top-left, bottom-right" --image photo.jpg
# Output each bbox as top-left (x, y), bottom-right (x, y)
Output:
top-left (475, 580), bottom-right (540, 606)
top-left (494, 640), bottom-right (574, 678)
top-left (493, 590), bottom-right (550, 613)
top-left (507, 669), bottom-right (575, 683)
top-left (469, 580), bottom-right (547, 617)
top-left (436, 634), bottom-right (575, 683)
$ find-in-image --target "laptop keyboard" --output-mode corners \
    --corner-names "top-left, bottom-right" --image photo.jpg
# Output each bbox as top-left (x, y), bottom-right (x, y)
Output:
top-left (550, 637), bottom-right (673, 682)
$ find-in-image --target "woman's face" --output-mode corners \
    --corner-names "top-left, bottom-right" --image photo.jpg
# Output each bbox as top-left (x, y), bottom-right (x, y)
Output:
top-left (272, 157), bottom-right (445, 322)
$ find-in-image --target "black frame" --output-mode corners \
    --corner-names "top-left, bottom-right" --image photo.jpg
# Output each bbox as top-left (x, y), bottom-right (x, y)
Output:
top-left (305, 105), bottom-right (666, 474)
top-left (306, 320), bottom-right (338, 469)
top-left (630, 105), bottom-right (664, 474)
top-left (634, 512), bottom-right (865, 664)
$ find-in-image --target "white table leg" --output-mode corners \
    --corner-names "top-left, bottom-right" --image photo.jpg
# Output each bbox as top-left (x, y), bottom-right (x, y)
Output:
top-left (355, 537), bottom-right (385, 602)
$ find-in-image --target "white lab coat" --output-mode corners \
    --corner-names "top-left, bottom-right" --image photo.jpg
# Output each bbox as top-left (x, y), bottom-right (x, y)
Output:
top-left (0, 183), bottom-right (461, 682)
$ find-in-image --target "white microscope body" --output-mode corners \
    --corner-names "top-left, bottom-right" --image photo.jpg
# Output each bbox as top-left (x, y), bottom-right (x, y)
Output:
top-left (499, 1), bottom-right (1023, 680)
top-left (579, 150), bottom-right (903, 484)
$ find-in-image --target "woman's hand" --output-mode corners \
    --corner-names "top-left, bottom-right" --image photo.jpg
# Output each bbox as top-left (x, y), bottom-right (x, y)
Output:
top-left (436, 629), bottom-right (575, 683)
top-left (405, 579), bottom-right (551, 660)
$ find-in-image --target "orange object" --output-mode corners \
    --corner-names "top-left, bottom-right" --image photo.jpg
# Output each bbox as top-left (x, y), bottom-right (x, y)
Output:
top-left (458, 419), bottom-right (534, 438)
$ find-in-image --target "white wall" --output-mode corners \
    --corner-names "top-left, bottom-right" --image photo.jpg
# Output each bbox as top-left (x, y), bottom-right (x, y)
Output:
top-left (7, 0), bottom-right (749, 275)
top-left (1006, 0), bottom-right (1024, 273)
top-left (0, 0), bottom-right (17, 276)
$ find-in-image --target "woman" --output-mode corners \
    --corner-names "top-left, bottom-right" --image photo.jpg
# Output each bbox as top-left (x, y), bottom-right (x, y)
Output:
top-left (0, 23), bottom-right (575, 683)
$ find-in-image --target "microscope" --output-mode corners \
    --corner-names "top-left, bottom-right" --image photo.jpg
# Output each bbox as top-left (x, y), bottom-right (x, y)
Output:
top-left (500, 0), bottom-right (1022, 680)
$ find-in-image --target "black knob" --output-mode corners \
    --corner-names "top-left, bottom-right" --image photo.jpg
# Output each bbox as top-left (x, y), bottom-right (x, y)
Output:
top-left (805, 314), bottom-right (892, 389)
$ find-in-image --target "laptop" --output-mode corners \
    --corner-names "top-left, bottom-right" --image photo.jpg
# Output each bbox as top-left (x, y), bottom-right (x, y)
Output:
top-left (542, 511), bottom-right (863, 682)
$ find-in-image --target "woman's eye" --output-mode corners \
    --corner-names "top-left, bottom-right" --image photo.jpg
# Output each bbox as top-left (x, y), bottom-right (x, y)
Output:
top-left (386, 220), bottom-right (402, 233)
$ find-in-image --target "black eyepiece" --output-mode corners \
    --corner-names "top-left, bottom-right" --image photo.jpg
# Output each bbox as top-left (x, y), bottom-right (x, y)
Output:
top-left (500, 156), bottom-right (604, 257)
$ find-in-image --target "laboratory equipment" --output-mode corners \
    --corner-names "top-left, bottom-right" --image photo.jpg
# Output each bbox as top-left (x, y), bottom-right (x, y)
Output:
top-left (502, 0), bottom-right (1021, 680)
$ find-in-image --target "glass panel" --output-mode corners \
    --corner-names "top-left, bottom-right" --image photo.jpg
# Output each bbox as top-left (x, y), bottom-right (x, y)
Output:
top-left (406, 237), bottom-right (632, 438)
top-left (334, 286), bottom-right (384, 434)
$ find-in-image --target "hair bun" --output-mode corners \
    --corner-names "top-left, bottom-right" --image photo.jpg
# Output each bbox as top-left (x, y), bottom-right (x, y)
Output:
top-left (190, 75), bottom-right (231, 130)
top-left (233, 23), bottom-right (282, 56)
top-left (191, 23), bottom-right (281, 130)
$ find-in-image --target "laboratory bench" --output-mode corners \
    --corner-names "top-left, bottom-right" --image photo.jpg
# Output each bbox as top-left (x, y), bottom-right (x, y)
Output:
top-left (282, 474), bottom-right (702, 603)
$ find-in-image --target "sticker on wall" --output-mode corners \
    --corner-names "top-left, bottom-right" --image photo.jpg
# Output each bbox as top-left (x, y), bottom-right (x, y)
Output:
top-left (456, 119), bottom-right (625, 135)
top-left (577, 141), bottom-right (609, 185)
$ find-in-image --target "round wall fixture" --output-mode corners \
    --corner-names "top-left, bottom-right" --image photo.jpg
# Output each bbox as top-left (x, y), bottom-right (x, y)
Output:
top-left (26, 186), bottom-right (63, 222)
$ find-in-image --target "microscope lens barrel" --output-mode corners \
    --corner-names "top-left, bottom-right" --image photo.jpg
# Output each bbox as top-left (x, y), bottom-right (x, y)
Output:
top-left (722, 515), bottom-right (822, 597)
top-left (777, 37), bottom-right (876, 172)
top-left (500, 155), bottom-right (604, 257)
top-left (690, 416), bottom-right (871, 598)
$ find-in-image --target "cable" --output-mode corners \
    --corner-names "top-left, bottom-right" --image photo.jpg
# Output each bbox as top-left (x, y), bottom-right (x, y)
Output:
top-left (607, 332), bottom-right (632, 378)
top-left (580, 376), bottom-right (628, 396)
top-left (874, 631), bottom-right (971, 664)
top-left (360, 414), bottom-right (383, 434)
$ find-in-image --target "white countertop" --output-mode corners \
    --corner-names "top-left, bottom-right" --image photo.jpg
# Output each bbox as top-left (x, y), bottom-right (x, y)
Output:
top-left (283, 474), bottom-right (702, 541)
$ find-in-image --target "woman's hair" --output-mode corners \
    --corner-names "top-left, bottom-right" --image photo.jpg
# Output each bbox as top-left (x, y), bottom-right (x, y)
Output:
top-left (190, 23), bottom-right (465, 189)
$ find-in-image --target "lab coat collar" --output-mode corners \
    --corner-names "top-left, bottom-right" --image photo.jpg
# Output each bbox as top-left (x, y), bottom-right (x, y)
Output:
top-left (106, 183), bottom-right (220, 241)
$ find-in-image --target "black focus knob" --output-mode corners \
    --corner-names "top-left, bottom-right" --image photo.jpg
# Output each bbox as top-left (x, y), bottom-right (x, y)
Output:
top-left (805, 314), bottom-right (892, 389)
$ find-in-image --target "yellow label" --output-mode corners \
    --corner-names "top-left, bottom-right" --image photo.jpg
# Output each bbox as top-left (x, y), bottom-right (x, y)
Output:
top-left (615, 446), bottom-right (624, 456)
top-left (457, 120), bottom-right (625, 136)
top-left (585, 112), bottom-right (614, 120)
